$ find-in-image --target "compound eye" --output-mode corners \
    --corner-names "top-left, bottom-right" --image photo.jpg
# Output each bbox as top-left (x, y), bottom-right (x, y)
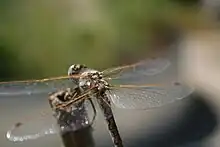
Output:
top-left (68, 65), bottom-right (76, 76)
top-left (68, 64), bottom-right (87, 76)
top-left (68, 64), bottom-right (87, 84)
top-left (68, 64), bottom-right (79, 84)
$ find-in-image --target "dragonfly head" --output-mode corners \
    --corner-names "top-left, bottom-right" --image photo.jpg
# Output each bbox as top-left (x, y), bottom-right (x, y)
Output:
top-left (68, 64), bottom-right (87, 83)
top-left (68, 64), bottom-right (87, 75)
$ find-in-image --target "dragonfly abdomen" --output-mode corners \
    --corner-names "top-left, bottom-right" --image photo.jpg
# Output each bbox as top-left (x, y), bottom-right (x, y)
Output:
top-left (96, 93), bottom-right (123, 147)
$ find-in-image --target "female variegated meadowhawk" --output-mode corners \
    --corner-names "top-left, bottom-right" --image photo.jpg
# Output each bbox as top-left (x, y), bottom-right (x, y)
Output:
top-left (0, 58), bottom-right (194, 147)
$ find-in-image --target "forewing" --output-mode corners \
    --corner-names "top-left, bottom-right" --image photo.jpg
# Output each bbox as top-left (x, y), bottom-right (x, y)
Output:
top-left (107, 83), bottom-right (194, 110)
top-left (0, 76), bottom-right (78, 97)
top-left (103, 58), bottom-right (170, 80)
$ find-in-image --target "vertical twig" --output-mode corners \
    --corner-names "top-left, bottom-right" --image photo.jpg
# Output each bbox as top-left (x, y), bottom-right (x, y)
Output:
top-left (61, 126), bottom-right (94, 147)
top-left (48, 88), bottom-right (95, 147)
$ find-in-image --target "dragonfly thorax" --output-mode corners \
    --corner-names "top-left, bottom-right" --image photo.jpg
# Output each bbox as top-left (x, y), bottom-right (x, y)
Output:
top-left (68, 64), bottom-right (109, 92)
top-left (77, 69), bottom-right (110, 93)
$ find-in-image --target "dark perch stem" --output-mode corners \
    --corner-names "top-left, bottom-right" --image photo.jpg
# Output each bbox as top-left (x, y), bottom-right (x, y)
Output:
top-left (61, 126), bottom-right (95, 147)
top-left (97, 93), bottom-right (124, 147)
top-left (48, 88), bottom-right (96, 147)
top-left (60, 99), bottom-right (96, 147)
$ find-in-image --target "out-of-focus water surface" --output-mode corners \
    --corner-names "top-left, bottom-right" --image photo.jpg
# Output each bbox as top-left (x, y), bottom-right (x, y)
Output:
top-left (0, 91), bottom-right (219, 147)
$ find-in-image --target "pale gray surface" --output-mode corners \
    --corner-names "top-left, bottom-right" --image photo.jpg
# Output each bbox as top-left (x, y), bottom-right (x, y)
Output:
top-left (0, 91), bottom-right (218, 147)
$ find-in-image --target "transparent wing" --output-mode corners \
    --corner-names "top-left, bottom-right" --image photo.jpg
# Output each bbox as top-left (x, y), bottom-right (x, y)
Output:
top-left (6, 99), bottom-right (96, 142)
top-left (0, 75), bottom-right (80, 97)
top-left (103, 58), bottom-right (171, 80)
top-left (107, 83), bottom-right (194, 110)
top-left (6, 112), bottom-right (59, 142)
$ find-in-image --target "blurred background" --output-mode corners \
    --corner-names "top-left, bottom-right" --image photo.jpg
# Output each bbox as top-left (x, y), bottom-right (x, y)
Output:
top-left (1, 0), bottom-right (218, 80)
top-left (1, 0), bottom-right (220, 147)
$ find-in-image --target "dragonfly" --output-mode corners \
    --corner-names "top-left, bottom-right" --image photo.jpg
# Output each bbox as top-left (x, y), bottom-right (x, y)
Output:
top-left (1, 58), bottom-right (194, 147)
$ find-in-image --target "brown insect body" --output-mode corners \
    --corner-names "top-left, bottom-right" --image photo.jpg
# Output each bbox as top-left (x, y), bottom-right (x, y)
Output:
top-left (69, 65), bottom-right (124, 147)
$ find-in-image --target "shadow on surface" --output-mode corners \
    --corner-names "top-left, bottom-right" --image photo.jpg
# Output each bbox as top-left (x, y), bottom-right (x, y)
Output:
top-left (132, 92), bottom-right (218, 147)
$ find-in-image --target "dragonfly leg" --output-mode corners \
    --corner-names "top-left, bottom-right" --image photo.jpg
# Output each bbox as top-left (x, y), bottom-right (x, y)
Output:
top-left (88, 98), bottom-right (97, 125)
